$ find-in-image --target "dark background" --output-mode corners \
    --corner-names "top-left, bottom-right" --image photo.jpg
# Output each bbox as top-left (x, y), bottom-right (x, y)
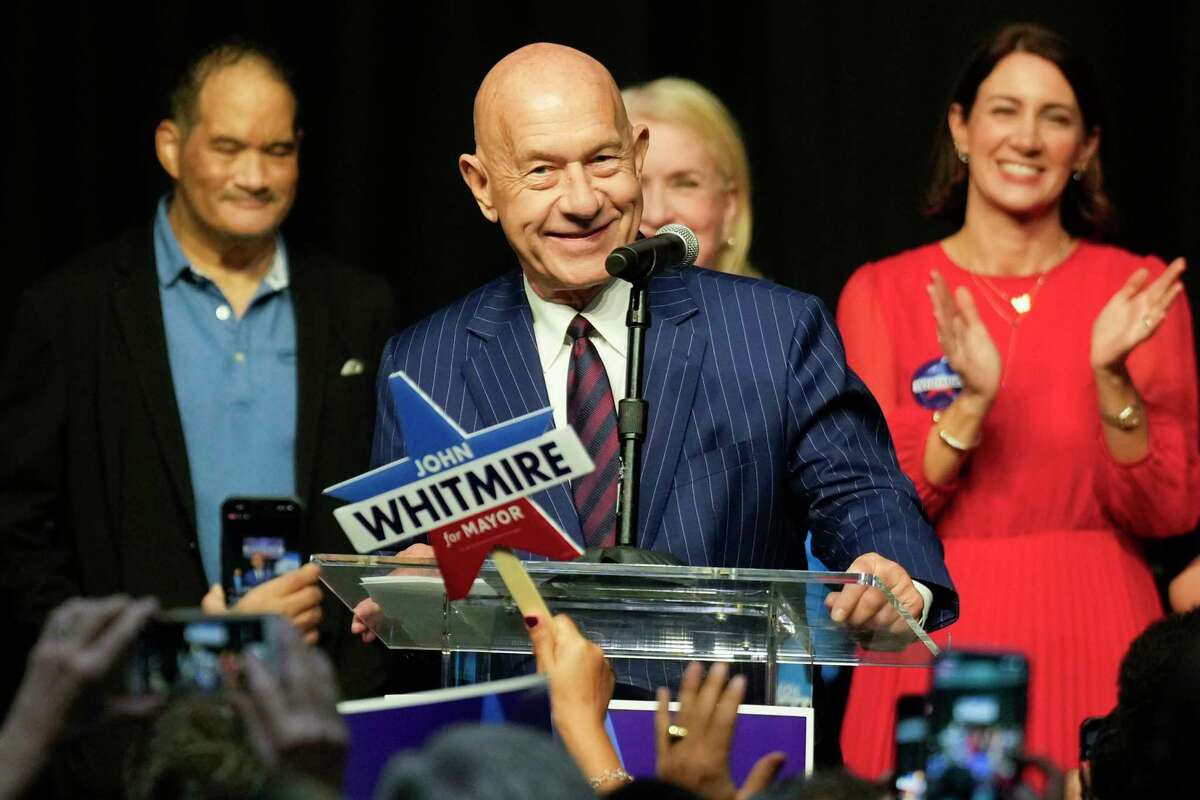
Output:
top-left (4, 0), bottom-right (1198, 348)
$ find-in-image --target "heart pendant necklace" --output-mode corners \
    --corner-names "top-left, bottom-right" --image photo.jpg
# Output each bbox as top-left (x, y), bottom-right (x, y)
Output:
top-left (970, 271), bottom-right (1049, 324)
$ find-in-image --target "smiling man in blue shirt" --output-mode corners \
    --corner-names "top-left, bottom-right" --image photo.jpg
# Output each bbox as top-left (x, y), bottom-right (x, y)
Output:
top-left (0, 43), bottom-right (402, 725)
top-left (152, 50), bottom-right (305, 600)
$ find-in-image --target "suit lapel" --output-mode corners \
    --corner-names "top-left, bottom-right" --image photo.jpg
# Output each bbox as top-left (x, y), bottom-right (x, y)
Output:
top-left (109, 228), bottom-right (196, 527)
top-left (462, 272), bottom-right (581, 543)
top-left (638, 270), bottom-right (705, 549)
top-left (290, 253), bottom-right (330, 503)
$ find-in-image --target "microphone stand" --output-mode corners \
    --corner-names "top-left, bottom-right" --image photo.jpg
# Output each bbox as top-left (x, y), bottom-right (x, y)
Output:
top-left (582, 267), bottom-right (680, 566)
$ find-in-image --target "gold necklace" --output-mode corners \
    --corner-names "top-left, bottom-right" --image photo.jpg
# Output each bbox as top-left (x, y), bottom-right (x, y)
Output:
top-left (968, 271), bottom-right (1049, 325)
top-left (961, 236), bottom-right (1072, 325)
top-left (958, 237), bottom-right (1071, 388)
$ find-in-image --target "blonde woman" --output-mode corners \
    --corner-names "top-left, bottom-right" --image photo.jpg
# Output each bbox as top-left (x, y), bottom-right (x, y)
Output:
top-left (623, 77), bottom-right (759, 277)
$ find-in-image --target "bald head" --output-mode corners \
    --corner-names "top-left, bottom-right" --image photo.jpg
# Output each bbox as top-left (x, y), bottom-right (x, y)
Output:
top-left (472, 43), bottom-right (632, 162)
top-left (459, 44), bottom-right (649, 308)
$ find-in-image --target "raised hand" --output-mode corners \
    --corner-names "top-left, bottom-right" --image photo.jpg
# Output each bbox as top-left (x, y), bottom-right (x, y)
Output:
top-left (203, 562), bottom-right (324, 644)
top-left (1090, 258), bottom-right (1186, 373)
top-left (525, 611), bottom-right (624, 790)
top-left (0, 596), bottom-right (159, 799)
top-left (655, 662), bottom-right (787, 800)
top-left (928, 270), bottom-right (1002, 404)
top-left (233, 622), bottom-right (348, 790)
top-left (527, 612), bottom-right (614, 734)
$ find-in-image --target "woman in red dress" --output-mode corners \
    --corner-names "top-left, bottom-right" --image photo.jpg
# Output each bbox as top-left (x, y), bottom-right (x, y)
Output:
top-left (837, 23), bottom-right (1200, 777)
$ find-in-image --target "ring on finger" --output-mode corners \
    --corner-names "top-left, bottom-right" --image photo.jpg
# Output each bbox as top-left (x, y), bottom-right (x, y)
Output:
top-left (667, 724), bottom-right (689, 743)
top-left (1142, 315), bottom-right (1154, 329)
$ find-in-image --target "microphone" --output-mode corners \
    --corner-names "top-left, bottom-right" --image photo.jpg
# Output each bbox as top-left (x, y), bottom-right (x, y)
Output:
top-left (606, 223), bottom-right (699, 283)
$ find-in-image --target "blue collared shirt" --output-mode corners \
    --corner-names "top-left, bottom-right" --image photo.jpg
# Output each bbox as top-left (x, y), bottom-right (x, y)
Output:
top-left (154, 197), bottom-right (298, 585)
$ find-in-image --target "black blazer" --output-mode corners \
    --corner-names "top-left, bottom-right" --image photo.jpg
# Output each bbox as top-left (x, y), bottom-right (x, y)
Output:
top-left (0, 220), bottom-right (404, 697)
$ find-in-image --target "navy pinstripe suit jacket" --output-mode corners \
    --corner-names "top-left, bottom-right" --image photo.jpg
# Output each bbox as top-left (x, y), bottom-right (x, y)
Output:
top-left (371, 267), bottom-right (958, 638)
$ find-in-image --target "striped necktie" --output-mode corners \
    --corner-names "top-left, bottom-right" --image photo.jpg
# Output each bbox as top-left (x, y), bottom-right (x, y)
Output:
top-left (566, 315), bottom-right (619, 548)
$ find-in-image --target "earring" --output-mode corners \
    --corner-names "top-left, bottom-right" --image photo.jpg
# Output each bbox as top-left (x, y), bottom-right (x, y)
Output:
top-left (957, 150), bottom-right (969, 165)
top-left (725, 237), bottom-right (736, 248)
top-left (1072, 165), bottom-right (1085, 181)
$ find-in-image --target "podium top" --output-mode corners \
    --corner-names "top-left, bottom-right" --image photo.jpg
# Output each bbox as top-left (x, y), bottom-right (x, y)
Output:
top-left (313, 554), bottom-right (944, 668)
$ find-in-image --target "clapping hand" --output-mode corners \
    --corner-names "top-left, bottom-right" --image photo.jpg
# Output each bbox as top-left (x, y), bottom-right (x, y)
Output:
top-left (655, 662), bottom-right (786, 800)
top-left (928, 270), bottom-right (1001, 405)
top-left (1090, 258), bottom-right (1186, 373)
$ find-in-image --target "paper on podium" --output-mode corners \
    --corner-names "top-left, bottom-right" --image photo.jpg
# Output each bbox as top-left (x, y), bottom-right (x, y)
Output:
top-left (360, 573), bottom-right (498, 619)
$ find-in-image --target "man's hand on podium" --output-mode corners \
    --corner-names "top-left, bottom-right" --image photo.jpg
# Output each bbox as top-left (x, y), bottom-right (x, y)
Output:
top-left (823, 552), bottom-right (925, 640)
top-left (202, 562), bottom-right (324, 645)
top-left (350, 543), bottom-right (435, 644)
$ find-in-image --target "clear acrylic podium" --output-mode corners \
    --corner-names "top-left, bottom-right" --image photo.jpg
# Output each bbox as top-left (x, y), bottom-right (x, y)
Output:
top-left (314, 553), bottom-right (942, 704)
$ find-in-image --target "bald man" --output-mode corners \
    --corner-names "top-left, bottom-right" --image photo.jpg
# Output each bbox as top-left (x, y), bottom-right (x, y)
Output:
top-left (362, 44), bottom-right (957, 692)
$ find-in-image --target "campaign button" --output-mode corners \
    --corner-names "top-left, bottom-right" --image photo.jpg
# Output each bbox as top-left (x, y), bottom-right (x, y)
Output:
top-left (911, 356), bottom-right (963, 410)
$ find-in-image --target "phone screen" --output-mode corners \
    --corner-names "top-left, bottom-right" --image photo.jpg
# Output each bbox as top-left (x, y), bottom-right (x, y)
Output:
top-left (126, 613), bottom-right (278, 694)
top-left (925, 650), bottom-right (1028, 800)
top-left (221, 497), bottom-right (303, 603)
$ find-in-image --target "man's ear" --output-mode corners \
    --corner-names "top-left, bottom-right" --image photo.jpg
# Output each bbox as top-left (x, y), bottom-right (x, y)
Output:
top-left (631, 123), bottom-right (650, 177)
top-left (155, 120), bottom-right (183, 181)
top-left (459, 153), bottom-right (498, 223)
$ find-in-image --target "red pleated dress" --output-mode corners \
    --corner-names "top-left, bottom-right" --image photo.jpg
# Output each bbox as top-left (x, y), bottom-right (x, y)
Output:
top-left (835, 241), bottom-right (1200, 778)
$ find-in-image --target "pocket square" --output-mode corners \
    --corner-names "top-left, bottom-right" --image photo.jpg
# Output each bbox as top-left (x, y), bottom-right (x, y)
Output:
top-left (340, 358), bottom-right (365, 377)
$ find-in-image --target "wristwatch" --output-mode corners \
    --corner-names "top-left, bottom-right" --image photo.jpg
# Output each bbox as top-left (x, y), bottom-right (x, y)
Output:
top-left (1101, 402), bottom-right (1143, 431)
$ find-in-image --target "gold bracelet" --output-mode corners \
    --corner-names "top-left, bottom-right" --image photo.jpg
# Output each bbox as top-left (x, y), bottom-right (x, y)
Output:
top-left (938, 428), bottom-right (979, 452)
top-left (932, 410), bottom-right (980, 452)
top-left (1101, 401), bottom-right (1144, 431)
top-left (588, 768), bottom-right (634, 788)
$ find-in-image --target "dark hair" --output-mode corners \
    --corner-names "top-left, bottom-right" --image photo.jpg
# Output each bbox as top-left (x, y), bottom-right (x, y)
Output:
top-left (754, 770), bottom-right (889, 800)
top-left (925, 23), bottom-right (1114, 238)
top-left (1088, 609), bottom-right (1200, 798)
top-left (169, 39), bottom-right (297, 136)
top-left (126, 694), bottom-right (265, 800)
top-left (374, 723), bottom-right (593, 800)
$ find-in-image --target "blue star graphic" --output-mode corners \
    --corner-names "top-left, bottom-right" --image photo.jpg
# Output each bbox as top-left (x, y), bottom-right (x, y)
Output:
top-left (324, 371), bottom-right (553, 503)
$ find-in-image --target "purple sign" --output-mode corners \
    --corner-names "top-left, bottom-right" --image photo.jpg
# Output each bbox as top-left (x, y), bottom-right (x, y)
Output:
top-left (338, 674), bottom-right (552, 799)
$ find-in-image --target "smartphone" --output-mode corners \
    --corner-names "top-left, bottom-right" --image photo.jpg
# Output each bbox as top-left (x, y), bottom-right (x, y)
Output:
top-left (221, 496), bottom-right (304, 603)
top-left (894, 694), bottom-right (929, 799)
top-left (924, 650), bottom-right (1029, 800)
top-left (125, 611), bottom-right (281, 694)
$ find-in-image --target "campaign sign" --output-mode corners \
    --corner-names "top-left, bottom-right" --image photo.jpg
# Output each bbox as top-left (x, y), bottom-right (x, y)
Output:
top-left (338, 674), bottom-right (552, 800)
top-left (324, 372), bottom-right (587, 599)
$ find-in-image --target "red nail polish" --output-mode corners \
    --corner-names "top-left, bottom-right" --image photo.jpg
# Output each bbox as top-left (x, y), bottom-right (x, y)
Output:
top-left (523, 615), bottom-right (538, 628)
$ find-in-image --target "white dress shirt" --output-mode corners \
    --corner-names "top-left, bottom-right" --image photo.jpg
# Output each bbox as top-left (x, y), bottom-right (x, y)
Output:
top-left (521, 275), bottom-right (933, 626)
top-left (523, 275), bottom-right (631, 431)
